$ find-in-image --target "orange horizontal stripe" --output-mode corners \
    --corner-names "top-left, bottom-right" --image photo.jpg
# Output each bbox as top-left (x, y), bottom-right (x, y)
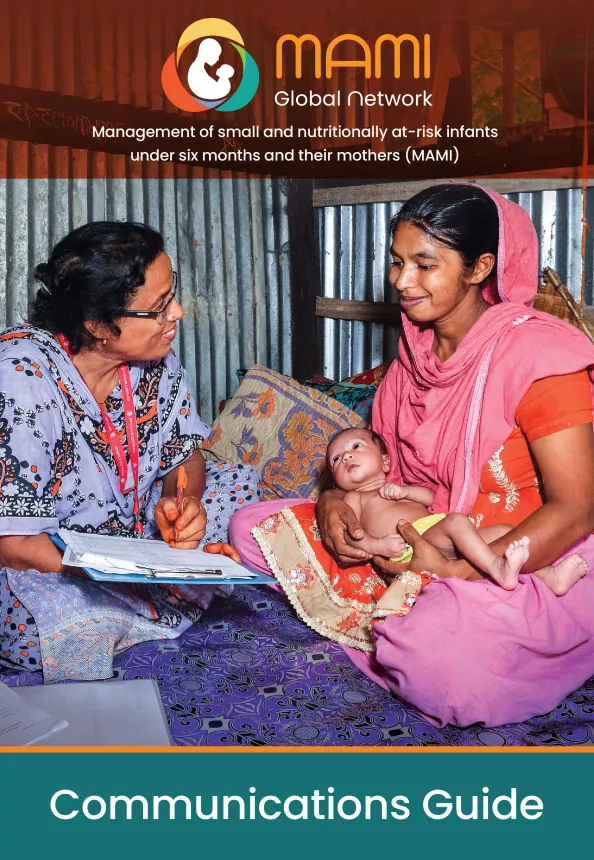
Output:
top-left (0, 746), bottom-right (592, 754)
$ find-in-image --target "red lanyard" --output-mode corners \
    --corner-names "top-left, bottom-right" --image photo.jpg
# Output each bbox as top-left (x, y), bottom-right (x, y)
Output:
top-left (57, 335), bottom-right (144, 536)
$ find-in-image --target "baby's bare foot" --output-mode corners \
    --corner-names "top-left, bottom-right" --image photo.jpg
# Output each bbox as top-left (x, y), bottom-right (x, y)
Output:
top-left (383, 534), bottom-right (409, 559)
top-left (356, 533), bottom-right (408, 559)
top-left (490, 537), bottom-right (531, 590)
top-left (537, 554), bottom-right (588, 596)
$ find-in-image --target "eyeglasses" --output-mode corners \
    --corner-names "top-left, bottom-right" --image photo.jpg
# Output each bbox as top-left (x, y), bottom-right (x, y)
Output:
top-left (119, 271), bottom-right (178, 325)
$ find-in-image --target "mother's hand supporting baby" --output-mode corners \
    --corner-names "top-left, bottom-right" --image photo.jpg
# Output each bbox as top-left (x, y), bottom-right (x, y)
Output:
top-left (371, 520), bottom-right (471, 580)
top-left (315, 489), bottom-right (373, 565)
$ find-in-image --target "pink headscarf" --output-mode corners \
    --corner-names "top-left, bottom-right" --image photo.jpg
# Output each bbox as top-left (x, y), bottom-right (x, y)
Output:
top-left (372, 185), bottom-right (594, 515)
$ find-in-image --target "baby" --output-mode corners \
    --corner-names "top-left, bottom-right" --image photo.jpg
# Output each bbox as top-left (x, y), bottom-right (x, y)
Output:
top-left (326, 428), bottom-right (588, 595)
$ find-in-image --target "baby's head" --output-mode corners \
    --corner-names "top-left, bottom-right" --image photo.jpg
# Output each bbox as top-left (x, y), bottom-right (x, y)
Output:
top-left (216, 63), bottom-right (235, 82)
top-left (326, 428), bottom-right (390, 491)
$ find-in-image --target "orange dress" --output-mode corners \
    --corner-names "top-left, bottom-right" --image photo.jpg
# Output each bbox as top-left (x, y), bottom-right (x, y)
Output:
top-left (471, 371), bottom-right (593, 530)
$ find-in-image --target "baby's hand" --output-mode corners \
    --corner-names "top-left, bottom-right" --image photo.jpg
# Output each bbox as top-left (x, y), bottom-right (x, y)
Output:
top-left (379, 483), bottom-right (408, 501)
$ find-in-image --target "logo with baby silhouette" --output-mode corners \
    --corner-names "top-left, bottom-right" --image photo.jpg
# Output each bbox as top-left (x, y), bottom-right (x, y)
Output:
top-left (161, 17), bottom-right (259, 112)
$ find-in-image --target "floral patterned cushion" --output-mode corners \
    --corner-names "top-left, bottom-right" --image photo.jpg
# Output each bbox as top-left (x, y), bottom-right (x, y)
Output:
top-left (203, 365), bottom-right (366, 501)
top-left (303, 381), bottom-right (377, 425)
top-left (234, 367), bottom-right (381, 425)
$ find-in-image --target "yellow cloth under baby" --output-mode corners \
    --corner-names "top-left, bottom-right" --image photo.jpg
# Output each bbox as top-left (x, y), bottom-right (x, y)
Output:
top-left (390, 513), bottom-right (446, 564)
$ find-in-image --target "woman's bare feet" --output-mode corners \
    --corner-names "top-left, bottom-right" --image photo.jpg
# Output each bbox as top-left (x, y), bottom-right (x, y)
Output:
top-left (534, 554), bottom-right (588, 596)
top-left (490, 537), bottom-right (531, 590)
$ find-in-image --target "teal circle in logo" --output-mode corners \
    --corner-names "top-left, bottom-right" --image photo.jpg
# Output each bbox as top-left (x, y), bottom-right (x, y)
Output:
top-left (215, 42), bottom-right (259, 112)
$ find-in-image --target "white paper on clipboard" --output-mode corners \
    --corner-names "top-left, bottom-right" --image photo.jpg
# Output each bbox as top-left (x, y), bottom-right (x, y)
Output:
top-left (58, 529), bottom-right (257, 578)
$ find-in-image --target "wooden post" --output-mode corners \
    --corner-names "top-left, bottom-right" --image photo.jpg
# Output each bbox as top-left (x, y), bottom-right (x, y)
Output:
top-left (459, 18), bottom-right (474, 127)
top-left (287, 178), bottom-right (322, 379)
top-left (503, 31), bottom-right (516, 126)
top-left (440, 18), bottom-right (473, 129)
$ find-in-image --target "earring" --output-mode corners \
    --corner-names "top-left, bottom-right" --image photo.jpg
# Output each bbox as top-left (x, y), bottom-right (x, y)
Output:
top-left (102, 339), bottom-right (107, 347)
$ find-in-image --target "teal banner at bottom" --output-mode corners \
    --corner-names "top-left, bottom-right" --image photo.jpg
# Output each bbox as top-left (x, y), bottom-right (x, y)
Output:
top-left (3, 751), bottom-right (590, 858)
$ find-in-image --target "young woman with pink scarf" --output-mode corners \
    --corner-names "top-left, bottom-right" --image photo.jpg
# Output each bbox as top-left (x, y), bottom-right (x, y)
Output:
top-left (230, 184), bottom-right (594, 728)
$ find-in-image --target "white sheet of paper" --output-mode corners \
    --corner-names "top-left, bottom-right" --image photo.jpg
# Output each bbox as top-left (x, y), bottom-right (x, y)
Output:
top-left (0, 682), bottom-right (68, 746)
top-left (59, 529), bottom-right (256, 577)
top-left (17, 679), bottom-right (172, 746)
top-left (62, 547), bottom-right (146, 574)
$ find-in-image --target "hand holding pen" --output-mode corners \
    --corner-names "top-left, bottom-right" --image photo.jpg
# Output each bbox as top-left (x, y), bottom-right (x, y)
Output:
top-left (154, 464), bottom-right (207, 549)
top-left (173, 464), bottom-right (188, 543)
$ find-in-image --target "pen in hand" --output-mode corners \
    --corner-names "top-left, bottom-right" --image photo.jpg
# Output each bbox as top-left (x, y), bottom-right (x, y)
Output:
top-left (172, 464), bottom-right (188, 544)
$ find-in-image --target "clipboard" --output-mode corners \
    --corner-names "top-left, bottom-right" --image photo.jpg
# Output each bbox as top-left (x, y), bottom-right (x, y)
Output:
top-left (50, 534), bottom-right (272, 585)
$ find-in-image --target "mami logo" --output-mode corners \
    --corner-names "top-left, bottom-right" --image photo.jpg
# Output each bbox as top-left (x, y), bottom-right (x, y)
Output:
top-left (276, 33), bottom-right (431, 80)
top-left (162, 18), bottom-right (259, 112)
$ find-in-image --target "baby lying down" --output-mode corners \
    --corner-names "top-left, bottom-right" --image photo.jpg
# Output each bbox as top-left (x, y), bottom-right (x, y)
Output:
top-left (326, 428), bottom-right (587, 595)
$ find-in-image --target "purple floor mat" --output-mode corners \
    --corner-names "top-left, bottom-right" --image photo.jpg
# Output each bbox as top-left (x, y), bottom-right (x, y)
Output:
top-left (4, 585), bottom-right (593, 746)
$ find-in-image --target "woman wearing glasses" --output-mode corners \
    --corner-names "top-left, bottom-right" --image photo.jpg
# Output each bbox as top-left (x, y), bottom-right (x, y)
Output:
top-left (0, 221), bottom-right (260, 682)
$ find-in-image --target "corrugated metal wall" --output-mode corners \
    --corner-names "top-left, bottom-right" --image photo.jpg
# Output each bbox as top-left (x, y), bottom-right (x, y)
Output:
top-left (0, 0), bottom-right (286, 129)
top-left (319, 200), bottom-right (399, 381)
top-left (0, 0), bottom-right (294, 422)
top-left (0, 177), bottom-right (292, 423)
top-left (318, 187), bottom-right (594, 380)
